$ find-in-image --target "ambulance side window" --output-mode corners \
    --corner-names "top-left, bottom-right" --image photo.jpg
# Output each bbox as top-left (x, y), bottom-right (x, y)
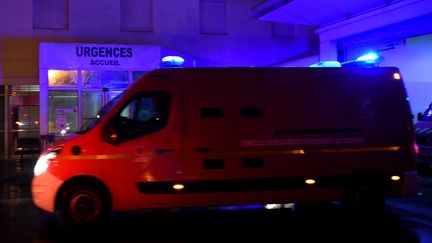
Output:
top-left (103, 91), bottom-right (171, 144)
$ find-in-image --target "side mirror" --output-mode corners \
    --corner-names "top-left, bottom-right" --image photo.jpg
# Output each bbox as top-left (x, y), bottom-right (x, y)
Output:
top-left (417, 112), bottom-right (423, 121)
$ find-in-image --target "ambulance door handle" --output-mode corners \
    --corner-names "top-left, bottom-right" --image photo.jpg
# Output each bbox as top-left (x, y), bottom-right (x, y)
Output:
top-left (195, 147), bottom-right (213, 153)
top-left (155, 148), bottom-right (175, 153)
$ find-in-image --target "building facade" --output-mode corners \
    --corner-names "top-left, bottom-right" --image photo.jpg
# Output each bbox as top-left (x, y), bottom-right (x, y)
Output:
top-left (1, 0), bottom-right (431, 159)
top-left (0, 0), bottom-right (317, 158)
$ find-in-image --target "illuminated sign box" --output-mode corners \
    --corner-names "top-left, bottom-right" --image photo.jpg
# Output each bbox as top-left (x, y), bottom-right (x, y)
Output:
top-left (39, 42), bottom-right (163, 70)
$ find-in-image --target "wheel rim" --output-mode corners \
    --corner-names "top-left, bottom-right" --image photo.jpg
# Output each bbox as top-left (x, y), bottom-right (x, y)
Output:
top-left (69, 191), bottom-right (101, 222)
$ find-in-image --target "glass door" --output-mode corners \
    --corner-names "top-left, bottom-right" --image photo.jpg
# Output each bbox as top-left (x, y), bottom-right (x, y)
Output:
top-left (80, 70), bottom-right (129, 131)
top-left (81, 90), bottom-right (103, 130)
top-left (45, 70), bottom-right (129, 139)
top-left (81, 90), bottom-right (123, 131)
top-left (48, 90), bottom-right (78, 135)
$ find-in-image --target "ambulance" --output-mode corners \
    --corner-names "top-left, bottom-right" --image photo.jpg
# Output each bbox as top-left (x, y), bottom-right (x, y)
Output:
top-left (32, 67), bottom-right (418, 224)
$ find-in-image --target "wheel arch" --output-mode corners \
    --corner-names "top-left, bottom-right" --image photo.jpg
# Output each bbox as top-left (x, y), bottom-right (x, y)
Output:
top-left (341, 169), bottom-right (391, 212)
top-left (55, 175), bottom-right (112, 212)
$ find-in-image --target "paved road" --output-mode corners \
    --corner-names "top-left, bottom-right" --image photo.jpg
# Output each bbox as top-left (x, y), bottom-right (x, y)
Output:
top-left (0, 157), bottom-right (431, 243)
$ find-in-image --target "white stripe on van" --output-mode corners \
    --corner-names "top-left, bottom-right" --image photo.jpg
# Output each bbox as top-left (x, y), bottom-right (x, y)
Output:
top-left (242, 137), bottom-right (365, 146)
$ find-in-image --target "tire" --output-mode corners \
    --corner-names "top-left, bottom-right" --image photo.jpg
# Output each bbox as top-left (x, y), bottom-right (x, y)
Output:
top-left (60, 184), bottom-right (110, 225)
top-left (341, 176), bottom-right (386, 214)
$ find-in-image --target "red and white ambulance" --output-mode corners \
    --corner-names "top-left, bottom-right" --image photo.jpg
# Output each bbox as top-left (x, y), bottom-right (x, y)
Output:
top-left (32, 67), bottom-right (418, 224)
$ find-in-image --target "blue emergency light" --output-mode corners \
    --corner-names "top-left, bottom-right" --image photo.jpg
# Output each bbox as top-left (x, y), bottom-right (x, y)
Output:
top-left (161, 56), bottom-right (185, 67)
top-left (309, 61), bottom-right (342, 68)
top-left (341, 51), bottom-right (383, 67)
top-left (355, 52), bottom-right (380, 63)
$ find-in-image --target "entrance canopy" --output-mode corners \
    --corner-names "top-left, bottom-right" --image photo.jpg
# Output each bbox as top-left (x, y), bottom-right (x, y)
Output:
top-left (39, 42), bottom-right (188, 139)
top-left (39, 42), bottom-right (164, 70)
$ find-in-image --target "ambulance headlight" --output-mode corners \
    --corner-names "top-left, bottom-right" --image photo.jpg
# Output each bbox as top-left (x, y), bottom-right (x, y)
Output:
top-left (34, 152), bottom-right (57, 176)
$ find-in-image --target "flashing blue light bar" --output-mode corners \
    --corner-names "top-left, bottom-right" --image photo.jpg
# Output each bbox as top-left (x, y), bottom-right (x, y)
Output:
top-left (161, 56), bottom-right (185, 66)
top-left (355, 52), bottom-right (380, 63)
top-left (309, 61), bottom-right (341, 68)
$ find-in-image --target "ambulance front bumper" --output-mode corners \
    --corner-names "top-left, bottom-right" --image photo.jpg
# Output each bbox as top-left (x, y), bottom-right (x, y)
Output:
top-left (31, 172), bottom-right (63, 213)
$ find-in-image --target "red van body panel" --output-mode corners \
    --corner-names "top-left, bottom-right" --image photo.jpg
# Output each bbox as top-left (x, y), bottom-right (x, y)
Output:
top-left (32, 67), bottom-right (418, 214)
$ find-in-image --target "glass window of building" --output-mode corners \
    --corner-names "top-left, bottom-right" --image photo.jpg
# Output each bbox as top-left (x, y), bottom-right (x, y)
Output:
top-left (82, 70), bottom-right (129, 89)
top-left (33, 0), bottom-right (68, 29)
top-left (121, 0), bottom-right (153, 32)
top-left (48, 91), bottom-right (78, 134)
top-left (48, 70), bottom-right (78, 87)
top-left (0, 86), bottom-right (5, 157)
top-left (39, 43), bottom-right (161, 150)
top-left (81, 91), bottom-right (103, 128)
top-left (200, 0), bottom-right (227, 35)
top-left (8, 85), bottom-right (40, 158)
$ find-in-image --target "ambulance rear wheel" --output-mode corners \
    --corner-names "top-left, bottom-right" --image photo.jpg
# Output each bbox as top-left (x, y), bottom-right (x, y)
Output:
top-left (60, 184), bottom-right (110, 225)
top-left (341, 175), bottom-right (386, 214)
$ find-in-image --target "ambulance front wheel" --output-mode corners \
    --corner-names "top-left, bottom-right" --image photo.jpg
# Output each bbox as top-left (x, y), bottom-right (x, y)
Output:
top-left (60, 184), bottom-right (111, 225)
